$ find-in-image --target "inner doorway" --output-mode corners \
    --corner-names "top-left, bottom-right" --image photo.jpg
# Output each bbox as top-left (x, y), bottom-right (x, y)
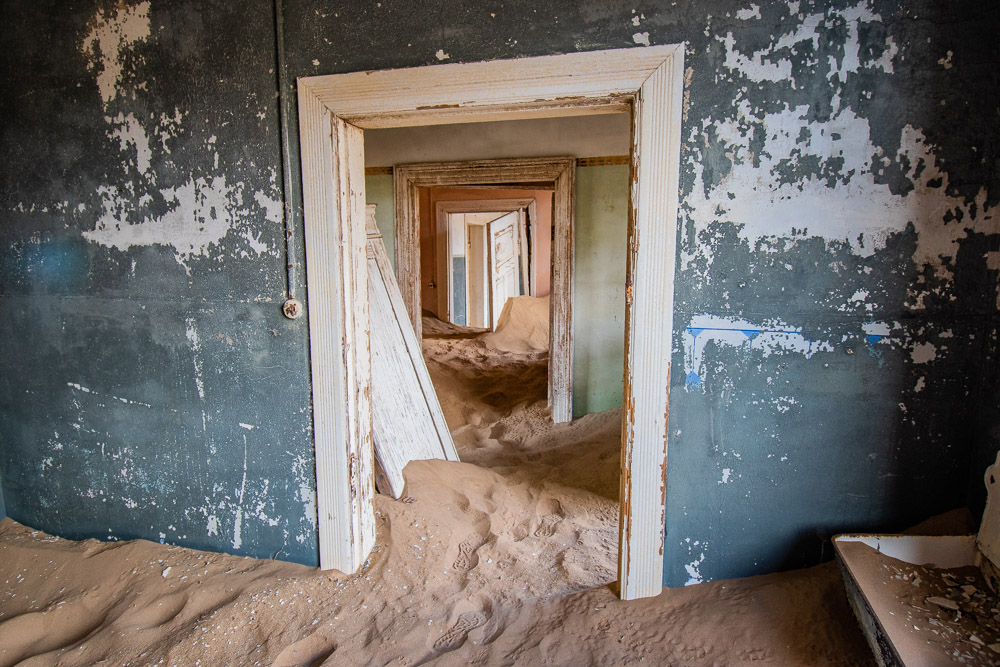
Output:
top-left (433, 196), bottom-right (548, 331)
top-left (393, 158), bottom-right (575, 422)
top-left (449, 209), bottom-right (523, 329)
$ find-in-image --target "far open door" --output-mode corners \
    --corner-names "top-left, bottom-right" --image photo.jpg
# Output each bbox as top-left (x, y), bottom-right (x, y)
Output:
top-left (487, 210), bottom-right (522, 330)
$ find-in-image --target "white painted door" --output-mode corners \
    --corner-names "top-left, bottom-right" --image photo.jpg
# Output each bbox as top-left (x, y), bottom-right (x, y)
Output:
top-left (488, 210), bottom-right (521, 330)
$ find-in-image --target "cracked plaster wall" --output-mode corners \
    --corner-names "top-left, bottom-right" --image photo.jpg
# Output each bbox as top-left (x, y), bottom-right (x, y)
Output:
top-left (2, 0), bottom-right (998, 585)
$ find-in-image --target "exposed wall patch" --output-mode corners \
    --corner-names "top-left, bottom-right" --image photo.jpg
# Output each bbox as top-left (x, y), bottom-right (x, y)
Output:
top-left (80, 1), bottom-right (152, 108)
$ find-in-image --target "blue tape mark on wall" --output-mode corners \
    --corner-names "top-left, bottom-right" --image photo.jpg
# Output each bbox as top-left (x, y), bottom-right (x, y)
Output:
top-left (864, 333), bottom-right (887, 364)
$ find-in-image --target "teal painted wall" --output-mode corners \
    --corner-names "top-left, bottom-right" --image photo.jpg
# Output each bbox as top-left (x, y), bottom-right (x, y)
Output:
top-left (572, 165), bottom-right (629, 417)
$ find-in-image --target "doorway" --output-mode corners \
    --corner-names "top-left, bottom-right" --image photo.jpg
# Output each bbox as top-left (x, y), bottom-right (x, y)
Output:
top-left (436, 199), bottom-right (540, 330)
top-left (449, 209), bottom-right (523, 329)
top-left (393, 158), bottom-right (575, 422)
top-left (296, 45), bottom-right (685, 601)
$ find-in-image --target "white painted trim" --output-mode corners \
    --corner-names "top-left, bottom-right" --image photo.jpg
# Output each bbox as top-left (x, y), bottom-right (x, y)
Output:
top-left (297, 44), bottom-right (685, 598)
top-left (297, 92), bottom-right (374, 573)
top-left (618, 46), bottom-right (686, 600)
top-left (393, 158), bottom-right (576, 424)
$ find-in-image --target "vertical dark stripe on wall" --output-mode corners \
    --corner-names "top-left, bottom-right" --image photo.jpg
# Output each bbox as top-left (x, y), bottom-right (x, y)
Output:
top-left (273, 0), bottom-right (297, 301)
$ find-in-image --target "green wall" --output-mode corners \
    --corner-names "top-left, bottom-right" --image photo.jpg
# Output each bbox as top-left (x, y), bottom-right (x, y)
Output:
top-left (366, 175), bottom-right (396, 270)
top-left (572, 165), bottom-right (628, 417)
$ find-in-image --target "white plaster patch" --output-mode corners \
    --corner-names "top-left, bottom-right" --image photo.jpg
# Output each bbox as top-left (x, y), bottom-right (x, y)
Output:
top-left (185, 318), bottom-right (206, 403)
top-left (716, 17), bottom-right (818, 83)
top-left (684, 314), bottom-right (833, 389)
top-left (108, 113), bottom-right (152, 175)
top-left (254, 190), bottom-right (283, 224)
top-left (720, 468), bottom-right (733, 484)
top-left (684, 103), bottom-right (994, 283)
top-left (910, 342), bottom-right (937, 364)
top-left (862, 321), bottom-right (891, 338)
top-left (242, 230), bottom-right (269, 257)
top-left (435, 49), bottom-right (450, 61)
top-left (735, 4), bottom-right (761, 20)
top-left (632, 32), bottom-right (650, 46)
top-left (84, 175), bottom-right (244, 264)
top-left (685, 551), bottom-right (706, 586)
top-left (80, 1), bottom-right (152, 108)
top-left (233, 434), bottom-right (248, 550)
top-left (717, 3), bottom-right (895, 84)
top-left (206, 515), bottom-right (220, 537)
top-left (914, 376), bottom-right (926, 393)
top-left (293, 453), bottom-right (318, 532)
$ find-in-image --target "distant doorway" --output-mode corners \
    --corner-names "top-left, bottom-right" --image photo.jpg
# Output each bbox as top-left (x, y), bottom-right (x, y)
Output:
top-left (435, 198), bottom-right (542, 329)
top-left (395, 158), bottom-right (574, 422)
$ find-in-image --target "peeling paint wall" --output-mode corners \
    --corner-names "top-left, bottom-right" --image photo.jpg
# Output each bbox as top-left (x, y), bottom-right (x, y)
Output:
top-left (2, 0), bottom-right (997, 585)
top-left (1, 0), bottom-right (317, 565)
top-left (287, 0), bottom-right (1000, 585)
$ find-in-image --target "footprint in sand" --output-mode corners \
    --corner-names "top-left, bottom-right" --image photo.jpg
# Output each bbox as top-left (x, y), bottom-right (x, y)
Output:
top-left (453, 531), bottom-right (490, 571)
top-left (432, 610), bottom-right (488, 652)
top-left (531, 497), bottom-right (564, 538)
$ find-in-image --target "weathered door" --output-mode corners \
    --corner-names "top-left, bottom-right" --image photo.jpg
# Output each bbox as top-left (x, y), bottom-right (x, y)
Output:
top-left (488, 210), bottom-right (521, 330)
top-left (365, 206), bottom-right (459, 498)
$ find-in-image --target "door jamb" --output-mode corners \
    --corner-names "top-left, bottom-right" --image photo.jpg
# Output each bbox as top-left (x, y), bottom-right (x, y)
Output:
top-left (297, 44), bottom-right (685, 600)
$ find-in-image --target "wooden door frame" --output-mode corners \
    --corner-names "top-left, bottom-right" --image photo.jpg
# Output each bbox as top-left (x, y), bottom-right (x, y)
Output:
top-left (297, 44), bottom-right (685, 600)
top-left (434, 197), bottom-right (536, 323)
top-left (394, 162), bottom-right (573, 403)
top-left (428, 182), bottom-right (573, 420)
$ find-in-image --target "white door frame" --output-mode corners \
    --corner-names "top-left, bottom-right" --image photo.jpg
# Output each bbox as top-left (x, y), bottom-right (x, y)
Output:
top-left (297, 44), bottom-right (685, 600)
top-left (435, 197), bottom-right (536, 323)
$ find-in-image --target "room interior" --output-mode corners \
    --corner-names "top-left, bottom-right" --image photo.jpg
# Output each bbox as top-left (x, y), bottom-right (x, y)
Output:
top-left (1, 0), bottom-right (998, 663)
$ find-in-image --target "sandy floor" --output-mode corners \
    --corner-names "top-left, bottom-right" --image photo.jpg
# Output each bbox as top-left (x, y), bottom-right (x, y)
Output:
top-left (0, 309), bottom-right (885, 665)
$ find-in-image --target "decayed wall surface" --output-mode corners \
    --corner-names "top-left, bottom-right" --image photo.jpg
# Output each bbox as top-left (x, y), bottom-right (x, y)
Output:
top-left (2, 0), bottom-right (997, 587)
top-left (1, 0), bottom-right (319, 565)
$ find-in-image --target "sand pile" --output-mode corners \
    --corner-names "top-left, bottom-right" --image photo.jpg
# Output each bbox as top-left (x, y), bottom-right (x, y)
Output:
top-left (0, 314), bottom-right (879, 665)
top-left (481, 296), bottom-right (549, 353)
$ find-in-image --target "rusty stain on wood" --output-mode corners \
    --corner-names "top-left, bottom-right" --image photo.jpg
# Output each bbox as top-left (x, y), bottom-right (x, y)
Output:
top-left (416, 103), bottom-right (461, 110)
